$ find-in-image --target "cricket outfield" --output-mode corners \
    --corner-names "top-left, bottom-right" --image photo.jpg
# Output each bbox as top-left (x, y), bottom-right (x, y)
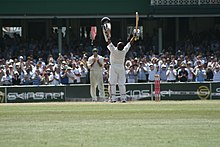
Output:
top-left (1, 100), bottom-right (220, 147)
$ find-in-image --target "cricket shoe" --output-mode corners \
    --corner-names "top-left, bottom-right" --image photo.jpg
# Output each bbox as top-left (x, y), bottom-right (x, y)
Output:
top-left (121, 100), bottom-right (127, 103)
top-left (103, 99), bottom-right (108, 102)
top-left (121, 98), bottom-right (127, 103)
top-left (109, 99), bottom-right (117, 103)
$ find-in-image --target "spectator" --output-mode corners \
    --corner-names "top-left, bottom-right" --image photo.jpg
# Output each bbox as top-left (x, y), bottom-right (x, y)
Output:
top-left (133, 64), bottom-right (139, 83)
top-left (166, 64), bottom-right (177, 82)
top-left (15, 62), bottom-right (21, 74)
top-left (207, 56), bottom-right (218, 68)
top-left (18, 56), bottom-right (25, 67)
top-left (47, 62), bottom-right (55, 73)
top-left (61, 61), bottom-right (67, 70)
top-left (206, 66), bottom-right (214, 81)
top-left (142, 57), bottom-right (150, 82)
top-left (41, 71), bottom-right (50, 85)
top-left (213, 66), bottom-right (220, 81)
top-left (22, 68), bottom-right (33, 85)
top-left (1, 70), bottom-right (12, 86)
top-left (126, 65), bottom-right (137, 83)
top-left (125, 60), bottom-right (132, 71)
top-left (32, 69), bottom-right (42, 85)
top-left (8, 64), bottom-right (14, 75)
top-left (137, 61), bottom-right (148, 83)
top-left (53, 66), bottom-right (61, 85)
top-left (186, 61), bottom-right (195, 82)
top-left (160, 64), bottom-right (167, 82)
top-left (195, 64), bottom-right (206, 82)
top-left (72, 63), bottom-right (81, 84)
top-left (178, 63), bottom-right (188, 82)
top-left (60, 67), bottom-right (68, 84)
top-left (12, 71), bottom-right (21, 85)
top-left (175, 57), bottom-right (182, 70)
top-left (47, 69), bottom-right (54, 85)
top-left (66, 66), bottom-right (75, 84)
top-left (148, 63), bottom-right (157, 82)
top-left (78, 62), bottom-right (88, 84)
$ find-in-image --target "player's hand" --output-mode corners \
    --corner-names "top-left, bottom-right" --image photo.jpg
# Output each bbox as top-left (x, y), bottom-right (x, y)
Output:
top-left (97, 58), bottom-right (100, 63)
top-left (106, 29), bottom-right (111, 38)
top-left (130, 36), bottom-right (136, 44)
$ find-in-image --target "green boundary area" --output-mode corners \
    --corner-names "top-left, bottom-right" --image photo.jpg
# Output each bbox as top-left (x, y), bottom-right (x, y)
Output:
top-left (1, 101), bottom-right (220, 147)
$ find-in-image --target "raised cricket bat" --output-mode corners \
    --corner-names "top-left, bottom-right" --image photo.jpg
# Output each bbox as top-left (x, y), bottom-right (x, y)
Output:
top-left (135, 12), bottom-right (139, 40)
top-left (135, 12), bottom-right (139, 31)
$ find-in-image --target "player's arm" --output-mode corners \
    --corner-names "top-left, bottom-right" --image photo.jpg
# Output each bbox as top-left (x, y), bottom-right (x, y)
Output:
top-left (107, 38), bottom-right (111, 45)
top-left (107, 41), bottom-right (116, 52)
top-left (97, 56), bottom-right (104, 67)
top-left (87, 58), bottom-right (96, 69)
top-left (129, 36), bottom-right (136, 45)
top-left (123, 36), bottom-right (135, 52)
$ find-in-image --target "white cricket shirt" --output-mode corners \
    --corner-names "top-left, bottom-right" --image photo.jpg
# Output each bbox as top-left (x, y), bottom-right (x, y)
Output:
top-left (107, 42), bottom-right (131, 65)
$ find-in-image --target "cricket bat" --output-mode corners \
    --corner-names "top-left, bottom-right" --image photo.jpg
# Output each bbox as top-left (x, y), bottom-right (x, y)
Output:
top-left (135, 12), bottom-right (139, 31)
top-left (135, 12), bottom-right (139, 40)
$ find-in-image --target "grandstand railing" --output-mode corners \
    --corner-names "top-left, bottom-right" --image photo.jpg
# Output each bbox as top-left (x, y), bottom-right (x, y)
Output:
top-left (151, 0), bottom-right (220, 5)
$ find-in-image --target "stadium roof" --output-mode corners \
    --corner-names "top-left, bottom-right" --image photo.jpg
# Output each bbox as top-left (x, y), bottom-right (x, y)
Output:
top-left (0, 0), bottom-right (149, 19)
top-left (149, 4), bottom-right (220, 17)
top-left (0, 0), bottom-right (219, 19)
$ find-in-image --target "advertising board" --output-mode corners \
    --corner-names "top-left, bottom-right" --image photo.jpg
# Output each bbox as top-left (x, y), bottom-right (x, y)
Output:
top-left (6, 86), bottom-right (65, 103)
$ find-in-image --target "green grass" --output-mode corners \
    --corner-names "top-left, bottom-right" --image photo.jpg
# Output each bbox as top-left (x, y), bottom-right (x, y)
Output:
top-left (1, 101), bottom-right (220, 147)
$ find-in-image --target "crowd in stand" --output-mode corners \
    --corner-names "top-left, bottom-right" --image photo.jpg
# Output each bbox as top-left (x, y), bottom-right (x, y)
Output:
top-left (0, 30), bottom-right (220, 86)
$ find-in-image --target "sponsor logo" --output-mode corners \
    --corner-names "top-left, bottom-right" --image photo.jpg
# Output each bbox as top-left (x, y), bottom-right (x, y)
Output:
top-left (211, 87), bottom-right (220, 97)
top-left (197, 86), bottom-right (210, 100)
top-left (126, 90), bottom-right (151, 100)
top-left (102, 85), bottom-right (219, 100)
top-left (7, 92), bottom-right (64, 101)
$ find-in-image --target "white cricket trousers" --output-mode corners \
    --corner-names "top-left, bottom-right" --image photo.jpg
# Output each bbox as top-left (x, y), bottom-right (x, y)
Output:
top-left (109, 64), bottom-right (126, 101)
top-left (90, 70), bottom-right (104, 100)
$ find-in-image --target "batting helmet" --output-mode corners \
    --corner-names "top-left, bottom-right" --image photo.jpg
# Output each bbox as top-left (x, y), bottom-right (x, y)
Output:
top-left (101, 17), bottom-right (111, 25)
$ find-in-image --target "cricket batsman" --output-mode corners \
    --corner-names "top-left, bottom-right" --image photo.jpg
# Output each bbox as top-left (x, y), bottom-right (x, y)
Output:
top-left (106, 36), bottom-right (136, 102)
top-left (101, 14), bottom-right (139, 102)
